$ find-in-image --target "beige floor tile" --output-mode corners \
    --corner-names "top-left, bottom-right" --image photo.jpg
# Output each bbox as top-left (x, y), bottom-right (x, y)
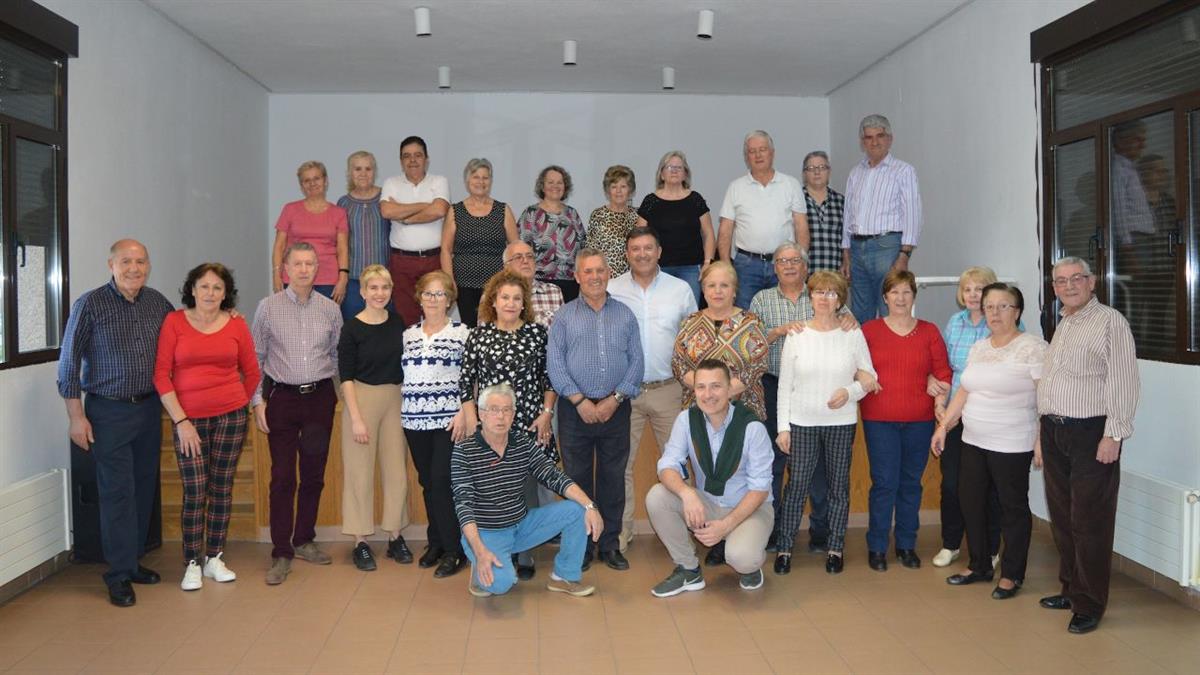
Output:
top-left (540, 656), bottom-right (618, 674)
top-left (614, 656), bottom-right (697, 674)
top-left (464, 636), bottom-right (538, 664)
top-left (236, 637), bottom-right (323, 671)
top-left (835, 645), bottom-right (932, 674)
top-left (765, 650), bottom-right (852, 675)
top-left (308, 639), bottom-right (394, 674)
top-left (10, 641), bottom-right (106, 670)
top-left (692, 652), bottom-right (774, 674)
top-left (157, 637), bottom-right (253, 673)
top-left (680, 627), bottom-right (762, 658)
top-left (460, 661), bottom-right (539, 675)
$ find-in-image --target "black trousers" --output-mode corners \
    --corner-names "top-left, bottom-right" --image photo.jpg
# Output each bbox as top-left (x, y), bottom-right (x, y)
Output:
top-left (940, 424), bottom-right (1001, 553)
top-left (1041, 415), bottom-right (1120, 619)
top-left (406, 428), bottom-right (462, 554)
top-left (762, 373), bottom-right (829, 540)
top-left (456, 286), bottom-right (483, 328)
top-left (557, 398), bottom-right (631, 553)
top-left (960, 441), bottom-right (1033, 581)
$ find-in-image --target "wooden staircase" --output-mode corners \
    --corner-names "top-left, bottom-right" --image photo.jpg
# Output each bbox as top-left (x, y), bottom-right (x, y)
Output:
top-left (158, 412), bottom-right (259, 543)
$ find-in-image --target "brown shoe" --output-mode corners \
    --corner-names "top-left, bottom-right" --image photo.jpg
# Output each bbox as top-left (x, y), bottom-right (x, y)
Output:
top-left (546, 576), bottom-right (595, 597)
top-left (294, 542), bottom-right (332, 565)
top-left (265, 557), bottom-right (291, 585)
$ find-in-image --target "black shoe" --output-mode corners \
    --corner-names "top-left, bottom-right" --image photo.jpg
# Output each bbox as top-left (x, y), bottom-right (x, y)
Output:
top-left (352, 542), bottom-right (377, 571)
top-left (1040, 594), bottom-right (1072, 610)
top-left (773, 553), bottom-right (792, 575)
top-left (896, 549), bottom-right (921, 569)
top-left (868, 551), bottom-right (888, 572)
top-left (516, 563), bottom-right (536, 580)
top-left (825, 554), bottom-right (844, 574)
top-left (1068, 613), bottom-right (1100, 634)
top-left (386, 537), bottom-right (414, 564)
top-left (418, 545), bottom-right (444, 568)
top-left (599, 550), bottom-right (630, 571)
top-left (946, 571), bottom-right (994, 586)
top-left (705, 541), bottom-right (726, 567)
top-left (581, 549), bottom-right (593, 572)
top-left (808, 538), bottom-right (829, 554)
top-left (130, 565), bottom-right (161, 585)
top-left (991, 583), bottom-right (1021, 600)
top-left (108, 580), bottom-right (136, 607)
top-left (434, 553), bottom-right (467, 579)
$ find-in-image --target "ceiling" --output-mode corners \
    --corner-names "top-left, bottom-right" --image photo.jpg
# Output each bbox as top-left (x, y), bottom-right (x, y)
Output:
top-left (145, 0), bottom-right (971, 96)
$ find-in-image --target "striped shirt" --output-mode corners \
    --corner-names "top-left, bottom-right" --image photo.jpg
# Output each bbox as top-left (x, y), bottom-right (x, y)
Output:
top-left (337, 192), bottom-right (390, 276)
top-left (842, 154), bottom-right (922, 249)
top-left (1038, 297), bottom-right (1140, 439)
top-left (401, 321), bottom-right (470, 431)
top-left (547, 295), bottom-right (644, 400)
top-left (57, 280), bottom-right (174, 399)
top-left (250, 287), bottom-right (343, 406)
top-left (451, 429), bottom-right (575, 529)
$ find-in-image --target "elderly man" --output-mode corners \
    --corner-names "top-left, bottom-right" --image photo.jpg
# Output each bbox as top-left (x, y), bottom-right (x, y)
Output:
top-left (608, 227), bottom-right (697, 553)
top-left (58, 239), bottom-right (174, 607)
top-left (452, 383), bottom-right (603, 597)
top-left (503, 239), bottom-right (564, 328)
top-left (548, 248), bottom-right (644, 571)
top-left (1037, 256), bottom-right (1139, 635)
top-left (380, 135), bottom-right (451, 324)
top-left (718, 130), bottom-right (810, 309)
top-left (252, 242), bottom-right (345, 585)
top-left (801, 151), bottom-right (845, 273)
top-left (646, 359), bottom-right (774, 596)
top-left (841, 114), bottom-right (922, 324)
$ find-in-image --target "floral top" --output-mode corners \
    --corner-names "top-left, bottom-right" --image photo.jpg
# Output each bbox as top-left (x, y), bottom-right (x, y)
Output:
top-left (401, 321), bottom-right (470, 431)
top-left (586, 206), bottom-right (638, 275)
top-left (517, 204), bottom-right (586, 282)
top-left (671, 310), bottom-right (770, 420)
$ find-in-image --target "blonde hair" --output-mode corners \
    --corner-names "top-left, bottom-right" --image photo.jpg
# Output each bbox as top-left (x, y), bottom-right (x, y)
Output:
top-left (344, 151), bottom-right (376, 193)
top-left (359, 264), bottom-right (392, 288)
top-left (655, 150), bottom-right (692, 189)
top-left (414, 270), bottom-right (457, 306)
top-left (700, 260), bottom-right (738, 295)
top-left (296, 160), bottom-right (328, 185)
top-left (956, 266), bottom-right (997, 307)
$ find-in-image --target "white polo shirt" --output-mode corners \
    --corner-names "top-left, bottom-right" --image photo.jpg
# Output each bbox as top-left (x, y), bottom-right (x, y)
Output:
top-left (718, 171), bottom-right (805, 255)
top-left (380, 173), bottom-right (451, 251)
top-left (608, 268), bottom-right (697, 382)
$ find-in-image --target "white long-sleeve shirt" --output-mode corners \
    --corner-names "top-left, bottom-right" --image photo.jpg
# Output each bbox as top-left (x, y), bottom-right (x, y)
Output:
top-left (776, 326), bottom-right (875, 431)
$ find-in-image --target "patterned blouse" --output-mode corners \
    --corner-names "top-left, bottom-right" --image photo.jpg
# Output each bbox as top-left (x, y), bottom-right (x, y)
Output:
top-left (401, 321), bottom-right (470, 431)
top-left (452, 200), bottom-right (509, 289)
top-left (671, 310), bottom-right (770, 420)
top-left (337, 192), bottom-right (390, 277)
top-left (517, 204), bottom-right (586, 282)
top-left (586, 205), bottom-right (638, 275)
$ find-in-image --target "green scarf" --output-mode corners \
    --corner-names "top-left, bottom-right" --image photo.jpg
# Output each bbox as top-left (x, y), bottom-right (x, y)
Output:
top-left (688, 401), bottom-right (756, 497)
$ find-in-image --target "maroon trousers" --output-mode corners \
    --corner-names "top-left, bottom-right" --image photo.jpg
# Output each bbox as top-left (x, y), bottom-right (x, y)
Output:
top-left (389, 249), bottom-right (442, 326)
top-left (266, 380), bottom-right (337, 559)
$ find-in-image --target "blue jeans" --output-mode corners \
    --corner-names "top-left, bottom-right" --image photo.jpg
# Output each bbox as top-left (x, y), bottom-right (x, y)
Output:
top-left (461, 501), bottom-right (588, 594)
top-left (863, 419), bottom-right (934, 553)
top-left (661, 264), bottom-right (702, 307)
top-left (849, 232), bottom-right (901, 325)
top-left (732, 252), bottom-right (776, 309)
top-left (314, 284), bottom-right (336, 301)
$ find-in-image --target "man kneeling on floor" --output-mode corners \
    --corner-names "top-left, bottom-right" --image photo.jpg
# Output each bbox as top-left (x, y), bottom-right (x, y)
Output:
top-left (647, 359), bottom-right (774, 596)
top-left (451, 383), bottom-right (604, 597)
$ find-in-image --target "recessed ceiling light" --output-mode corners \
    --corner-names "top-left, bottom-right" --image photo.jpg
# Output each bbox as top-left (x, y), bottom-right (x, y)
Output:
top-left (415, 7), bottom-right (431, 37)
top-left (563, 40), bottom-right (577, 66)
top-left (662, 67), bottom-right (675, 90)
top-left (697, 10), bottom-right (714, 39)
top-left (438, 65), bottom-right (450, 89)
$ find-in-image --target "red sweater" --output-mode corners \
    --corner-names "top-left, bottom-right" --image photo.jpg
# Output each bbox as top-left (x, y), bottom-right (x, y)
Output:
top-left (859, 318), bottom-right (952, 423)
top-left (154, 311), bottom-right (261, 419)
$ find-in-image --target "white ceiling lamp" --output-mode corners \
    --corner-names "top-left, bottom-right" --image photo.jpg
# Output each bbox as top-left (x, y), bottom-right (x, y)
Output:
top-left (662, 66), bottom-right (675, 90)
top-left (563, 40), bottom-right (578, 66)
top-left (438, 66), bottom-right (450, 89)
top-left (697, 9), bottom-right (714, 40)
top-left (414, 6), bottom-right (431, 37)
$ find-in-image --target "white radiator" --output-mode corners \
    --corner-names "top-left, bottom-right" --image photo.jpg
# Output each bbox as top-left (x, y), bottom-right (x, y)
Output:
top-left (0, 469), bottom-right (71, 588)
top-left (1113, 469), bottom-right (1200, 587)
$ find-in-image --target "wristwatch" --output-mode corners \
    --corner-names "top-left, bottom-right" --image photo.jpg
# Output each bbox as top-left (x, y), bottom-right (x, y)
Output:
top-left (1110, 436), bottom-right (1122, 443)
top-left (613, 392), bottom-right (626, 404)
top-left (584, 502), bottom-right (597, 511)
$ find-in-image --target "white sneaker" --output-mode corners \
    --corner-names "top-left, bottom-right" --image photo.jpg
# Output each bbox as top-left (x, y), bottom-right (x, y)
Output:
top-left (931, 548), bottom-right (960, 568)
top-left (203, 552), bottom-right (237, 582)
top-left (181, 560), bottom-right (203, 591)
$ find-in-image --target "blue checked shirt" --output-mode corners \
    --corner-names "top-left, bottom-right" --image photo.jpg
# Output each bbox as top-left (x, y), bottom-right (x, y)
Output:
top-left (803, 186), bottom-right (845, 272)
top-left (942, 309), bottom-right (1024, 397)
top-left (546, 294), bottom-right (644, 400)
top-left (57, 280), bottom-right (174, 400)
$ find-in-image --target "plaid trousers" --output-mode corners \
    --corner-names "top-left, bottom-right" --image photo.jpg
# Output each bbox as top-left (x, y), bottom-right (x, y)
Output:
top-left (776, 423), bottom-right (856, 553)
top-left (174, 407), bottom-right (248, 562)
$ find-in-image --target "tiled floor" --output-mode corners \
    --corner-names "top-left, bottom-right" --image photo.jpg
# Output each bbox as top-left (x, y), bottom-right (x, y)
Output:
top-left (0, 527), bottom-right (1197, 674)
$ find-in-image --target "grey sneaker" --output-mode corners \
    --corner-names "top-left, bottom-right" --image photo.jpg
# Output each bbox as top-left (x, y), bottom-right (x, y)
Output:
top-left (739, 569), bottom-right (764, 591)
top-left (265, 557), bottom-right (291, 585)
top-left (546, 576), bottom-right (595, 597)
top-left (468, 574), bottom-right (493, 598)
top-left (650, 565), bottom-right (705, 598)
top-left (294, 542), bottom-right (332, 565)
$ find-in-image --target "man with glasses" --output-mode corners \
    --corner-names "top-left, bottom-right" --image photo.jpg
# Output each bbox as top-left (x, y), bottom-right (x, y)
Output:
top-left (503, 240), bottom-right (563, 328)
top-left (800, 151), bottom-right (845, 273)
top-left (1037, 256), bottom-right (1139, 634)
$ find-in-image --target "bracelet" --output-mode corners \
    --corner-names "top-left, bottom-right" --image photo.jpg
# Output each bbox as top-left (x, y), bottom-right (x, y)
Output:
top-left (173, 417), bottom-right (189, 426)
top-left (573, 397), bottom-right (586, 407)
top-left (541, 406), bottom-right (554, 416)
top-left (899, 250), bottom-right (912, 258)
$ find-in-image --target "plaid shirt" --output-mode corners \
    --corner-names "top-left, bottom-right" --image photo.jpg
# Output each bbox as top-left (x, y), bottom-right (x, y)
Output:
top-left (749, 286), bottom-right (814, 376)
top-left (251, 287), bottom-right (343, 406)
top-left (804, 186), bottom-right (845, 271)
top-left (942, 309), bottom-right (1024, 398)
top-left (530, 280), bottom-right (564, 328)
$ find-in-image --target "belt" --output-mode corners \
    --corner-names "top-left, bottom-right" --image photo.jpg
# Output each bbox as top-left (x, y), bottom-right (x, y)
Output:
top-left (274, 379), bottom-right (331, 395)
top-left (736, 248), bottom-right (773, 262)
top-left (394, 246), bottom-right (441, 257)
top-left (851, 231), bottom-right (900, 241)
top-left (87, 391), bottom-right (158, 404)
top-left (1042, 414), bottom-right (1105, 426)
top-left (642, 378), bottom-right (675, 390)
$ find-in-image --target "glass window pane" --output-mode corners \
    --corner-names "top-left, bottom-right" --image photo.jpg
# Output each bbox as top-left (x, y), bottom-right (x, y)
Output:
top-left (15, 137), bottom-right (61, 353)
top-left (1053, 6), bottom-right (1200, 130)
top-left (1053, 138), bottom-right (1098, 271)
top-left (1189, 111), bottom-right (1200, 353)
top-left (0, 132), bottom-right (4, 362)
top-left (0, 38), bottom-right (58, 129)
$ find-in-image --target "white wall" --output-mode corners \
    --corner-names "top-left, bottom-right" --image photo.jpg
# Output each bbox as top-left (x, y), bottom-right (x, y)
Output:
top-left (0, 1), bottom-right (268, 490)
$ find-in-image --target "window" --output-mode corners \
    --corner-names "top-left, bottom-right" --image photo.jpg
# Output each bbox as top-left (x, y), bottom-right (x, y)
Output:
top-left (0, 2), bottom-right (76, 368)
top-left (1035, 0), bottom-right (1200, 364)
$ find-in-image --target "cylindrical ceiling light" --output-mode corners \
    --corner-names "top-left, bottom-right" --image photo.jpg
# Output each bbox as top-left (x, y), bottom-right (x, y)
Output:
top-left (697, 10), bottom-right (714, 39)
top-left (438, 66), bottom-right (450, 89)
top-left (662, 66), bottom-right (675, 90)
top-left (563, 40), bottom-right (578, 66)
top-left (414, 7), bottom-right (431, 37)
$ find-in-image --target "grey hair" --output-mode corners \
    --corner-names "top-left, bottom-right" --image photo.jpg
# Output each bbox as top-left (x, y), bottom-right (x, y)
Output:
top-left (576, 246), bottom-right (608, 266)
top-left (773, 241), bottom-right (809, 264)
top-left (859, 114), bottom-right (892, 137)
top-left (463, 158), bottom-right (493, 185)
top-left (655, 150), bottom-right (692, 190)
top-left (1052, 256), bottom-right (1093, 276)
top-left (283, 241), bottom-right (317, 263)
top-left (743, 130), bottom-right (774, 152)
top-left (477, 382), bottom-right (516, 410)
top-left (802, 150), bottom-right (830, 169)
top-left (502, 239), bottom-right (533, 263)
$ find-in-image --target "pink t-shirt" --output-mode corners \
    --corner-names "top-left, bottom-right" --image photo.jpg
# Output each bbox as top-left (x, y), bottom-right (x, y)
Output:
top-left (276, 200), bottom-right (348, 285)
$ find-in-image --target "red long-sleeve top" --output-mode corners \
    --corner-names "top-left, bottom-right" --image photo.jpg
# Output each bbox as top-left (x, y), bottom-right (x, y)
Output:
top-left (154, 311), bottom-right (261, 419)
top-left (859, 318), bottom-right (952, 423)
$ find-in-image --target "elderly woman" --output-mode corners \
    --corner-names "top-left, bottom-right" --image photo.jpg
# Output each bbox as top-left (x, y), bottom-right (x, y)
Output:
top-left (154, 263), bottom-right (260, 591)
top-left (441, 158), bottom-right (518, 327)
top-left (637, 150), bottom-right (714, 303)
top-left (773, 271), bottom-right (876, 576)
top-left (518, 165), bottom-right (586, 302)
top-left (932, 283), bottom-right (1046, 599)
top-left (860, 270), bottom-right (952, 572)
top-left (272, 160), bottom-right (350, 302)
top-left (337, 151), bottom-right (391, 321)
top-left (337, 265), bottom-right (412, 571)
top-left (586, 165), bottom-right (639, 276)
top-left (402, 270), bottom-right (472, 578)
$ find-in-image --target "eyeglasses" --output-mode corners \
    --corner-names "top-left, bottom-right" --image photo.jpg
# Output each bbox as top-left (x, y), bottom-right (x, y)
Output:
top-left (506, 253), bottom-right (535, 263)
top-left (983, 303), bottom-right (1016, 313)
top-left (811, 290), bottom-right (839, 299)
top-left (803, 165), bottom-right (830, 173)
top-left (1052, 273), bottom-right (1090, 287)
top-left (481, 406), bottom-right (515, 415)
top-left (420, 290), bottom-right (447, 299)
top-left (664, 165), bottom-right (686, 172)
top-left (775, 257), bottom-right (805, 267)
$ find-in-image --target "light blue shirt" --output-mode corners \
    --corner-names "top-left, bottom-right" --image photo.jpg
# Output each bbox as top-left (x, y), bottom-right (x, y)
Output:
top-left (657, 404), bottom-right (774, 508)
top-left (547, 294), bottom-right (644, 399)
top-left (608, 268), bottom-right (697, 382)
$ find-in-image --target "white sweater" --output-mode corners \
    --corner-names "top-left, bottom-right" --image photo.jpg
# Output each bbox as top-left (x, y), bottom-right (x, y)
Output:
top-left (777, 326), bottom-right (876, 431)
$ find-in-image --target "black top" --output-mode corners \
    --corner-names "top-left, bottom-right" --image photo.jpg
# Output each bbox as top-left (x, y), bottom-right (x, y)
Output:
top-left (337, 312), bottom-right (407, 385)
top-left (637, 191), bottom-right (709, 267)
top-left (452, 200), bottom-right (508, 289)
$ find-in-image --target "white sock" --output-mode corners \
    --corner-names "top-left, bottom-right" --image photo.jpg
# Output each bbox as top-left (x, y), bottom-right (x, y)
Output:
top-left (550, 572), bottom-right (565, 582)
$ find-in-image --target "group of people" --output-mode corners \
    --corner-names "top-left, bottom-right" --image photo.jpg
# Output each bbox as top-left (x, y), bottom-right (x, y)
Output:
top-left (57, 115), bottom-right (1139, 637)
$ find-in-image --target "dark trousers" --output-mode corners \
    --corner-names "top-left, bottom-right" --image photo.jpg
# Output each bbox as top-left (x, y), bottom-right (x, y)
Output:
top-left (406, 428), bottom-right (461, 554)
top-left (557, 397), bottom-right (631, 553)
top-left (1041, 415), bottom-right (1120, 619)
top-left (83, 395), bottom-right (162, 586)
top-left (762, 373), bottom-right (829, 541)
top-left (456, 286), bottom-right (483, 328)
top-left (266, 380), bottom-right (337, 559)
top-left (174, 408), bottom-right (248, 562)
top-left (545, 278), bottom-right (579, 303)
top-left (863, 419), bottom-right (933, 553)
top-left (389, 250), bottom-right (442, 326)
top-left (940, 424), bottom-right (1001, 553)
top-left (960, 442), bottom-right (1034, 581)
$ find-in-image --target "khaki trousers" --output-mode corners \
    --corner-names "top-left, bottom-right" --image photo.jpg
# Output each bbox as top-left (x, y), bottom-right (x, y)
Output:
top-left (620, 381), bottom-right (683, 551)
top-left (645, 483), bottom-right (773, 574)
top-left (341, 382), bottom-right (409, 536)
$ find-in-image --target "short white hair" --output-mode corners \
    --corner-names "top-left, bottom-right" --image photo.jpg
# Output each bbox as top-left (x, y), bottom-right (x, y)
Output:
top-left (477, 382), bottom-right (516, 410)
top-left (1052, 256), bottom-right (1093, 276)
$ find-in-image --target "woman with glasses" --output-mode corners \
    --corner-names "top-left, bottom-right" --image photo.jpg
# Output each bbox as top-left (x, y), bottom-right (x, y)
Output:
top-left (932, 283), bottom-right (1046, 599)
top-left (637, 150), bottom-right (715, 304)
top-left (586, 165), bottom-right (639, 276)
top-left (440, 158), bottom-right (518, 326)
